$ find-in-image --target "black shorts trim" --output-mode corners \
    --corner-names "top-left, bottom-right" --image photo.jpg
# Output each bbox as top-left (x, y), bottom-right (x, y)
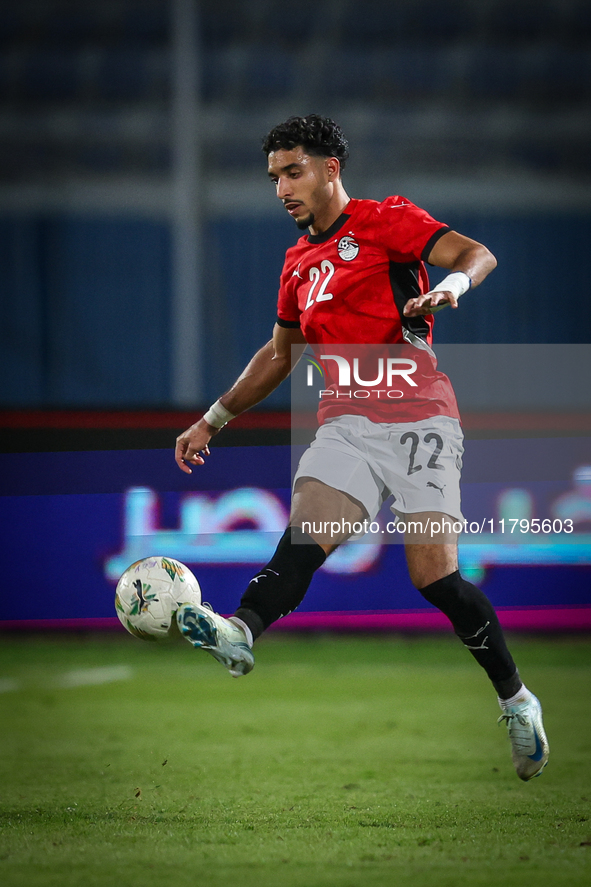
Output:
top-left (422, 226), bottom-right (452, 264)
top-left (276, 316), bottom-right (301, 329)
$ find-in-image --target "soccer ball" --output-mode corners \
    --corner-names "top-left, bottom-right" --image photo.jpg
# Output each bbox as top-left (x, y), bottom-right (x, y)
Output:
top-left (115, 556), bottom-right (201, 642)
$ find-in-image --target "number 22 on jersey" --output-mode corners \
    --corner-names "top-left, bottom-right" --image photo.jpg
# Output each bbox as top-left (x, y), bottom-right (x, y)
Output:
top-left (305, 260), bottom-right (335, 310)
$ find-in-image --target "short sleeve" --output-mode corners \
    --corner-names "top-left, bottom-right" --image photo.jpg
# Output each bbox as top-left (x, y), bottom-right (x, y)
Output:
top-left (373, 196), bottom-right (450, 263)
top-left (276, 254), bottom-right (301, 327)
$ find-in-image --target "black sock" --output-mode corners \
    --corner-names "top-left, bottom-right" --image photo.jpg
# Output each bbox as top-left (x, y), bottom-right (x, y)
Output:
top-left (234, 526), bottom-right (327, 640)
top-left (419, 570), bottom-right (522, 698)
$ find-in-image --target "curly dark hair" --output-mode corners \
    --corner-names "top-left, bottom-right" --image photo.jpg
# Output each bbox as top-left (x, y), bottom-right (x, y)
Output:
top-left (262, 114), bottom-right (349, 170)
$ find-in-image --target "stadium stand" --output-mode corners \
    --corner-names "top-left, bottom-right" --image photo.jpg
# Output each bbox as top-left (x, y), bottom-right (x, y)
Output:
top-left (0, 0), bottom-right (589, 182)
top-left (1, 0), bottom-right (590, 406)
top-left (484, 0), bottom-right (561, 45)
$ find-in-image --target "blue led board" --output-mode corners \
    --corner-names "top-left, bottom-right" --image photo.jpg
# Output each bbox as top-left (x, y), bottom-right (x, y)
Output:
top-left (1, 441), bottom-right (590, 630)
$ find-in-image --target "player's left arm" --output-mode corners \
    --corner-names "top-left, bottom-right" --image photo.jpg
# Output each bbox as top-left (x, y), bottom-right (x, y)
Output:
top-left (404, 230), bottom-right (497, 317)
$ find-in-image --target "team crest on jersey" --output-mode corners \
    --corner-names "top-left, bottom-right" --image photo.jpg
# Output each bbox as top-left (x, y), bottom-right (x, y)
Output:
top-left (337, 235), bottom-right (359, 261)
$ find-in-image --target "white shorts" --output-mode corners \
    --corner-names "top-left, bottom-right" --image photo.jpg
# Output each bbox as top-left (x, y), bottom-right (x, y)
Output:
top-left (294, 414), bottom-right (464, 529)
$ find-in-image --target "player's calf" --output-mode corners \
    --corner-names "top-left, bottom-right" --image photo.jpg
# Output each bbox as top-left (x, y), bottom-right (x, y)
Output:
top-left (233, 526), bottom-right (327, 639)
top-left (177, 526), bottom-right (326, 675)
top-left (418, 569), bottom-right (521, 698)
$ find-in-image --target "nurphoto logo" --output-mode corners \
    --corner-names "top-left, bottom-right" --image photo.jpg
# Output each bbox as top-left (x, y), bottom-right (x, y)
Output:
top-left (309, 355), bottom-right (418, 387)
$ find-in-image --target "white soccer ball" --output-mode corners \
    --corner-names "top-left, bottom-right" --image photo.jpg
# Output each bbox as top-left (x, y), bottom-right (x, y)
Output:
top-left (115, 556), bottom-right (201, 641)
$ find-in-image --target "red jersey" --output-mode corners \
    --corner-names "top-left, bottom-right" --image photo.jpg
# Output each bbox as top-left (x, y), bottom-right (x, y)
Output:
top-left (276, 196), bottom-right (460, 424)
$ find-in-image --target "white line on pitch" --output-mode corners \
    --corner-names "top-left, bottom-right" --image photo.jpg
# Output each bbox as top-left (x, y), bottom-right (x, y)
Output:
top-left (57, 666), bottom-right (133, 688)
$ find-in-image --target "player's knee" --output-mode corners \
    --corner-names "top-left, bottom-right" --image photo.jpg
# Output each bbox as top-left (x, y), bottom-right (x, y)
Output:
top-left (418, 568), bottom-right (464, 599)
top-left (406, 540), bottom-right (458, 589)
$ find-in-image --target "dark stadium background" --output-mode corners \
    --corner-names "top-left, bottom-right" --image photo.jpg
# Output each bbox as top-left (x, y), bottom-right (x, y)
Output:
top-left (0, 0), bottom-right (589, 628)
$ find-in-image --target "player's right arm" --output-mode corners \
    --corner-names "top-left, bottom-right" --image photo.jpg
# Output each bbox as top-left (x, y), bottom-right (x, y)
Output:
top-left (175, 323), bottom-right (306, 473)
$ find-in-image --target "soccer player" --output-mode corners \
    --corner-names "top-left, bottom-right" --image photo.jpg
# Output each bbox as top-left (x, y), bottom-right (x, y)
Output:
top-left (174, 115), bottom-right (548, 781)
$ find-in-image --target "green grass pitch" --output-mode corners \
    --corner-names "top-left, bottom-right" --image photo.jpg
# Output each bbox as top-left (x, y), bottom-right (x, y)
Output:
top-left (0, 632), bottom-right (590, 887)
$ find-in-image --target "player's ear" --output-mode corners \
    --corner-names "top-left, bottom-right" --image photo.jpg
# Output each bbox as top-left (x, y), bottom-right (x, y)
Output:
top-left (326, 157), bottom-right (340, 180)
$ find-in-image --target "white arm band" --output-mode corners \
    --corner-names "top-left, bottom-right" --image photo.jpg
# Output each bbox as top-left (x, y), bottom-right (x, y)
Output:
top-left (202, 399), bottom-right (236, 429)
top-left (431, 271), bottom-right (472, 300)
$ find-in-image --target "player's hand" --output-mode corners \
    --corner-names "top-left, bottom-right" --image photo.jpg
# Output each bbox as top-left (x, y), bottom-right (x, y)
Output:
top-left (403, 289), bottom-right (458, 317)
top-left (175, 419), bottom-right (218, 474)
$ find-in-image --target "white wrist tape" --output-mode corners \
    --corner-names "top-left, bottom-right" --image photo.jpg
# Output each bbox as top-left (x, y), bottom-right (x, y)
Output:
top-left (432, 271), bottom-right (472, 300)
top-left (203, 399), bottom-right (236, 429)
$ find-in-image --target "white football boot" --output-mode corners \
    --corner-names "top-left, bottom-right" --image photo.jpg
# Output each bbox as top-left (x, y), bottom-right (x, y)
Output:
top-left (176, 602), bottom-right (254, 678)
top-left (497, 690), bottom-right (549, 781)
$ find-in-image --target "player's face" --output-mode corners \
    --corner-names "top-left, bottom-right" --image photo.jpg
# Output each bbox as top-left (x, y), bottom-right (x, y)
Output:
top-left (267, 147), bottom-right (333, 230)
